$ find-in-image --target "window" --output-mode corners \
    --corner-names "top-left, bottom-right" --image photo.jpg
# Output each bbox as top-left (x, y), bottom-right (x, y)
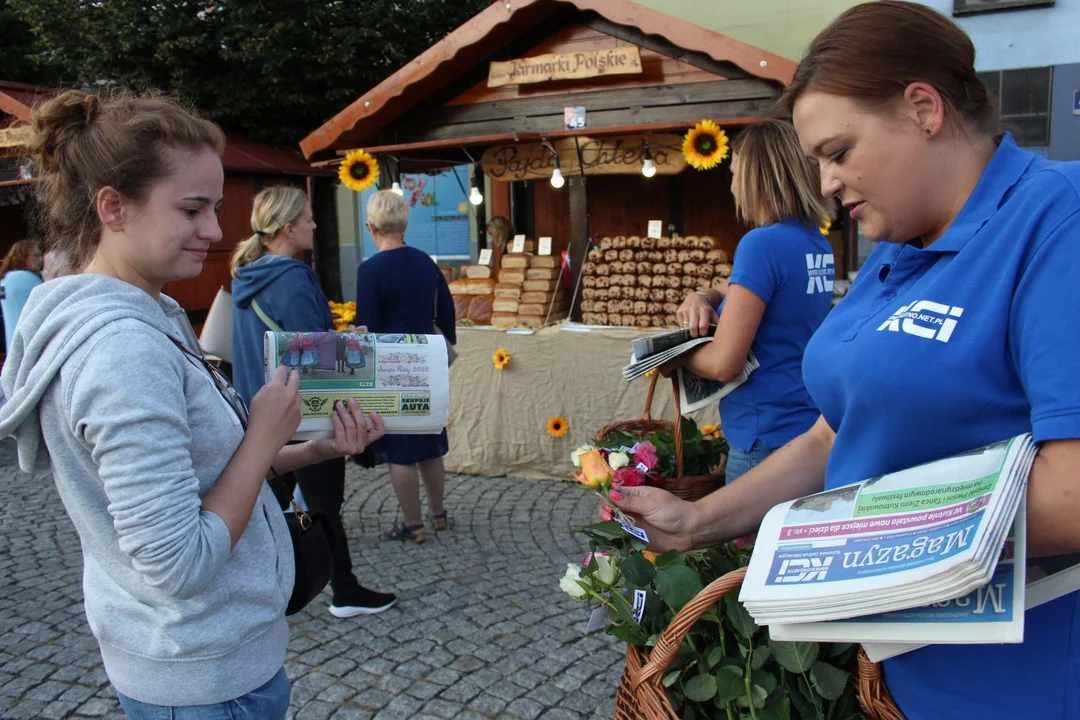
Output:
top-left (977, 67), bottom-right (1052, 147)
top-left (954, 0), bottom-right (1053, 15)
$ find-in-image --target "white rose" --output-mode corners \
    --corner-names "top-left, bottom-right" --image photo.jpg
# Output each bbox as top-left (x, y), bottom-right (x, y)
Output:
top-left (559, 563), bottom-right (589, 599)
top-left (608, 451), bottom-right (630, 470)
top-left (594, 553), bottom-right (621, 587)
top-left (571, 445), bottom-right (594, 468)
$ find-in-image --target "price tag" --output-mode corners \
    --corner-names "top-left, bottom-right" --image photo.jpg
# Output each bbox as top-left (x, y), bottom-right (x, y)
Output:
top-left (621, 522), bottom-right (650, 543)
top-left (647, 220), bottom-right (663, 239)
top-left (632, 589), bottom-right (647, 623)
top-left (584, 607), bottom-right (607, 633)
top-left (538, 237), bottom-right (553, 256)
top-left (478, 248), bottom-right (493, 266)
top-left (512, 234), bottom-right (526, 253)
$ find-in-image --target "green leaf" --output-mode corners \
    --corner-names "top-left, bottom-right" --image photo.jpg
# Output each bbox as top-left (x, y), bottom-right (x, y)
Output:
top-left (622, 553), bottom-right (655, 586)
top-left (758, 697), bottom-right (792, 720)
top-left (630, 537), bottom-right (648, 552)
top-left (736, 684), bottom-right (769, 710)
top-left (662, 669), bottom-right (682, 688)
top-left (572, 520), bottom-right (627, 541)
top-left (809, 660), bottom-right (849, 702)
top-left (706, 646), bottom-right (728, 669)
top-left (657, 550), bottom-right (687, 567)
top-left (769, 639), bottom-right (819, 673)
top-left (654, 565), bottom-right (704, 612)
top-left (715, 665), bottom-right (743, 703)
top-left (684, 673), bottom-right (718, 702)
top-left (723, 594), bottom-right (758, 638)
top-left (607, 625), bottom-right (643, 644)
top-left (751, 669), bottom-right (778, 696)
top-left (789, 677), bottom-right (822, 720)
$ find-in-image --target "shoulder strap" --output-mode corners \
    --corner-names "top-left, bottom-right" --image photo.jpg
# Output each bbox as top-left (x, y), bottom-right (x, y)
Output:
top-left (251, 298), bottom-right (284, 332)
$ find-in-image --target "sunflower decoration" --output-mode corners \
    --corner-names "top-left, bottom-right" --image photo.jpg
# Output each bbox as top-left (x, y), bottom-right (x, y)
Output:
top-left (700, 423), bottom-right (722, 439)
top-left (329, 300), bottom-right (357, 331)
top-left (338, 150), bottom-right (379, 192)
top-left (492, 348), bottom-right (511, 370)
top-left (644, 368), bottom-right (658, 378)
top-left (546, 416), bottom-right (569, 438)
top-left (682, 120), bottom-right (730, 171)
top-left (820, 217), bottom-right (833, 236)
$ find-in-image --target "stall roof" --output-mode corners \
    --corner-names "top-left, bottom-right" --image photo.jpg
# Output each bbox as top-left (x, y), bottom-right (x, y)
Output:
top-left (300, 0), bottom-right (796, 160)
top-left (0, 81), bottom-right (329, 177)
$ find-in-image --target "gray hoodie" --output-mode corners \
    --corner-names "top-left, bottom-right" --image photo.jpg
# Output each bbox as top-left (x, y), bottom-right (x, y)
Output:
top-left (0, 274), bottom-right (293, 705)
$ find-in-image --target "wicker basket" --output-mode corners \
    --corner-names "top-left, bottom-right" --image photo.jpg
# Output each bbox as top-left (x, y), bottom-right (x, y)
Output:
top-left (595, 372), bottom-right (726, 501)
top-left (612, 567), bottom-right (905, 720)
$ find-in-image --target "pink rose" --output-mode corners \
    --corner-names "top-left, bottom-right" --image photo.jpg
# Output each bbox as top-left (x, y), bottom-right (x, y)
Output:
top-left (582, 550), bottom-right (611, 567)
top-left (733, 533), bottom-right (757, 549)
top-left (633, 442), bottom-right (658, 471)
top-left (612, 467), bottom-right (646, 488)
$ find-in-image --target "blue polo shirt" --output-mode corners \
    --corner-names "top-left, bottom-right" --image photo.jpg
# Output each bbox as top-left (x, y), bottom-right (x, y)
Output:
top-left (720, 218), bottom-right (833, 450)
top-left (801, 134), bottom-right (1080, 719)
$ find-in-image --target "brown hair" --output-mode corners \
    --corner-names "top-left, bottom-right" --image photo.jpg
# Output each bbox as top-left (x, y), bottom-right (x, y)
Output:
top-left (0, 240), bottom-right (42, 278)
top-left (780, 1), bottom-right (997, 135)
top-left (486, 216), bottom-right (512, 248)
top-left (25, 89), bottom-right (226, 269)
top-left (731, 119), bottom-right (832, 229)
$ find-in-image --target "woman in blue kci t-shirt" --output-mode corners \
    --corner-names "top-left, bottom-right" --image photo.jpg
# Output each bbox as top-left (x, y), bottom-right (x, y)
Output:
top-left (610, 3), bottom-right (1080, 718)
top-left (669, 119), bottom-right (834, 483)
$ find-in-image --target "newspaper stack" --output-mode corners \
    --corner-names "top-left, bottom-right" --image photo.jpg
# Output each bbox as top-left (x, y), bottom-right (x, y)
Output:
top-left (623, 327), bottom-right (758, 414)
top-left (739, 435), bottom-right (1036, 627)
top-left (264, 331), bottom-right (450, 441)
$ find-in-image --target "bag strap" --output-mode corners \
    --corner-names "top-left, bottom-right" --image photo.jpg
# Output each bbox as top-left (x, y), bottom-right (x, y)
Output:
top-left (252, 298), bottom-right (284, 333)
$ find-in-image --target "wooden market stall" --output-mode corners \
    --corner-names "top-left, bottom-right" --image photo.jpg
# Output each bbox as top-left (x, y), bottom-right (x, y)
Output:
top-left (301, 0), bottom-right (841, 478)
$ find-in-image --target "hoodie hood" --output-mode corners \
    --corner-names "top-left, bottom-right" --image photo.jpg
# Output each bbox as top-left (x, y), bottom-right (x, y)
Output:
top-left (0, 274), bottom-right (191, 472)
top-left (232, 254), bottom-right (311, 307)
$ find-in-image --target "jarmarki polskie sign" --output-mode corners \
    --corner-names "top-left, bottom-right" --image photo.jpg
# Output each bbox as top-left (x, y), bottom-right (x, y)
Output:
top-left (487, 47), bottom-right (642, 88)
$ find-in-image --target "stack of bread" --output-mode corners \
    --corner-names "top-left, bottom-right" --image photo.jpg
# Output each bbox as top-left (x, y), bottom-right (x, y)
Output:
top-left (579, 235), bottom-right (731, 327)
top-left (450, 266), bottom-right (496, 326)
top-left (492, 254), bottom-right (569, 329)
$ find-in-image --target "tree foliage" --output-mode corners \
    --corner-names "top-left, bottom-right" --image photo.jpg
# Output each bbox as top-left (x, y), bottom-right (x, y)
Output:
top-left (7, 0), bottom-right (490, 148)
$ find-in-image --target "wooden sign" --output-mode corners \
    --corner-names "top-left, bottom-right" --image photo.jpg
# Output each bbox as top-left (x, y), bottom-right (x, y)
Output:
top-left (481, 134), bottom-right (686, 182)
top-left (488, 47), bottom-right (642, 88)
top-left (0, 125), bottom-right (31, 149)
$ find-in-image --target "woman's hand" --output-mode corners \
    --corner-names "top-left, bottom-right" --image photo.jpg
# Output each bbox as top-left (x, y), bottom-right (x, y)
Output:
top-left (675, 291), bottom-right (717, 338)
top-left (247, 365), bottom-right (302, 455)
top-left (604, 486), bottom-right (699, 553)
top-left (309, 398), bottom-right (386, 460)
top-left (344, 325), bottom-right (368, 333)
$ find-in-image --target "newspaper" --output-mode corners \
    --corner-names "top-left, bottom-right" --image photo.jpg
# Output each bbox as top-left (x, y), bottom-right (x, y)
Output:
top-left (676, 354), bottom-right (760, 413)
top-left (770, 501), bottom-right (1027, 650)
top-left (264, 331), bottom-right (449, 441)
top-left (740, 435), bottom-right (1034, 626)
top-left (623, 327), bottom-right (716, 381)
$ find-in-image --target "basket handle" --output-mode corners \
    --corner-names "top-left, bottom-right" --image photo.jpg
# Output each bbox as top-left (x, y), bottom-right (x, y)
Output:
top-left (671, 375), bottom-right (684, 480)
top-left (641, 370), bottom-right (660, 423)
top-left (636, 566), bottom-right (747, 687)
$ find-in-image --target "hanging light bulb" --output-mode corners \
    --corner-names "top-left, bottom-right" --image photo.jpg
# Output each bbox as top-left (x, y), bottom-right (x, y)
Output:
top-left (469, 185), bottom-right (484, 205)
top-left (550, 166), bottom-right (565, 189)
top-left (391, 182), bottom-right (404, 196)
top-left (641, 146), bottom-right (656, 178)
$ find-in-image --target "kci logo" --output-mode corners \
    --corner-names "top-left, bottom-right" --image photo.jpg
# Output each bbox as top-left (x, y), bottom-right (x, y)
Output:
top-left (877, 300), bottom-right (965, 343)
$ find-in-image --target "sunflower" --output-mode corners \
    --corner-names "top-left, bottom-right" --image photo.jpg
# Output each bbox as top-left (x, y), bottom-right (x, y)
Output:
top-left (682, 120), bottom-right (729, 170)
top-left (493, 348), bottom-right (511, 370)
top-left (700, 423), bottom-right (717, 436)
top-left (820, 217), bottom-right (833, 236)
top-left (546, 416), bottom-right (569, 438)
top-left (644, 368), bottom-right (657, 377)
top-left (338, 150), bottom-right (379, 192)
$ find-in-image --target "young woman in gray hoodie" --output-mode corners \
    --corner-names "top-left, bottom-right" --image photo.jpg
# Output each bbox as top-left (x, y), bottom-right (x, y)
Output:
top-left (0, 90), bottom-right (385, 719)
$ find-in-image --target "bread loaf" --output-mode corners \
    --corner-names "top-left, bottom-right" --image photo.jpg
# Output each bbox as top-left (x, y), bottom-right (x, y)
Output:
top-left (440, 267), bottom-right (456, 283)
top-left (529, 255), bottom-right (559, 269)
top-left (466, 278), bottom-right (497, 295)
top-left (461, 265), bottom-right (492, 279)
top-left (501, 254), bottom-right (530, 269)
top-left (523, 279), bottom-right (558, 292)
top-left (515, 314), bottom-right (545, 329)
top-left (453, 295), bottom-right (471, 320)
top-left (449, 279), bottom-right (470, 296)
top-left (518, 302), bottom-right (567, 316)
top-left (520, 290), bottom-right (562, 304)
top-left (493, 298), bottom-right (519, 314)
top-left (494, 283), bottom-right (523, 300)
top-left (525, 267), bottom-right (560, 281)
top-left (498, 269), bottom-right (526, 284)
top-left (467, 295), bottom-right (494, 324)
top-left (492, 313), bottom-right (517, 330)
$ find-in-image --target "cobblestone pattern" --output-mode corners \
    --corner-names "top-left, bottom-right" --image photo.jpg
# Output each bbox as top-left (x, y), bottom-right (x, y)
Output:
top-left (0, 439), bottom-right (624, 719)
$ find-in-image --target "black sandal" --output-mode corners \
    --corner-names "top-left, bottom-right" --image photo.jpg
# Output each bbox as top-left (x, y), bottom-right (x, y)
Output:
top-left (384, 523), bottom-right (425, 544)
top-left (430, 512), bottom-right (449, 531)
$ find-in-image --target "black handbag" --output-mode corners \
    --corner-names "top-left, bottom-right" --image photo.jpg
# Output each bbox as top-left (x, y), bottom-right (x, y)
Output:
top-left (169, 336), bottom-right (336, 616)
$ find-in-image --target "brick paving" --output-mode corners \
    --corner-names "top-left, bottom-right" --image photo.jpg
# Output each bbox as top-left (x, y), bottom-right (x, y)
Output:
top-left (0, 438), bottom-right (624, 719)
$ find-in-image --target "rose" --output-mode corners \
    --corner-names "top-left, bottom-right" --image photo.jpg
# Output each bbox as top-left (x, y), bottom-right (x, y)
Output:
top-left (590, 553), bottom-right (620, 587)
top-left (571, 444), bottom-right (594, 468)
top-left (633, 441), bottom-right (658, 471)
top-left (612, 467), bottom-right (646, 488)
top-left (733, 533), bottom-right (757, 550)
top-left (559, 563), bottom-right (590, 599)
top-left (607, 451), bottom-right (631, 470)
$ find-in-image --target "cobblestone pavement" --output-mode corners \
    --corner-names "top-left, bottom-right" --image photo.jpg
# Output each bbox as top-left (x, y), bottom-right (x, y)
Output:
top-left (0, 438), bottom-right (624, 719)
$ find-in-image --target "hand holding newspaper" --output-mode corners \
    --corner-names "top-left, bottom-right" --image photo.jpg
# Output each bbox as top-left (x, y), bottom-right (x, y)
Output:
top-left (264, 331), bottom-right (449, 441)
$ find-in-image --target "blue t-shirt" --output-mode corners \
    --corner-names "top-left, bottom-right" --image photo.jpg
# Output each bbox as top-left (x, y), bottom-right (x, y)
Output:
top-left (1, 269), bottom-right (43, 351)
top-left (719, 218), bottom-right (833, 450)
top-left (801, 134), bottom-right (1080, 719)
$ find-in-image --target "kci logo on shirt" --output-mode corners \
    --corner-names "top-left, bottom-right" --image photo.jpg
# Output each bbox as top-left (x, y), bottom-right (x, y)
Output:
top-left (805, 253), bottom-right (835, 295)
top-left (877, 300), bottom-right (965, 343)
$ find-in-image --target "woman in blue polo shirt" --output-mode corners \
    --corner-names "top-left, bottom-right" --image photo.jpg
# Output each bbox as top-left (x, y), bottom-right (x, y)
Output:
top-left (672, 119), bottom-right (834, 483)
top-left (610, 3), bottom-right (1080, 718)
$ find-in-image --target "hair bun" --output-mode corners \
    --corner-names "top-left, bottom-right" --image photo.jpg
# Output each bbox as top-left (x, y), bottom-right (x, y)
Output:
top-left (28, 90), bottom-right (101, 173)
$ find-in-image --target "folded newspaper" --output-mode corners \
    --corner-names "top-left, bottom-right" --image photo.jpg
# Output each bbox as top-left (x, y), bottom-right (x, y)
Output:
top-left (623, 326), bottom-right (758, 414)
top-left (264, 331), bottom-right (449, 441)
top-left (739, 434), bottom-right (1035, 626)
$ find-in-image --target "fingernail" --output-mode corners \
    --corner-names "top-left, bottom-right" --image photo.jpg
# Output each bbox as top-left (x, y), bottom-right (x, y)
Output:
top-left (602, 505), bottom-right (612, 514)
top-left (601, 512), bottom-right (612, 521)
top-left (609, 490), bottom-right (622, 501)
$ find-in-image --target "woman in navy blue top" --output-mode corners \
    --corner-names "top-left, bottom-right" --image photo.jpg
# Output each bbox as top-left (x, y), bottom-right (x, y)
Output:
top-left (355, 190), bottom-right (456, 544)
top-left (670, 120), bottom-right (833, 483)
top-left (611, 3), bottom-right (1080, 718)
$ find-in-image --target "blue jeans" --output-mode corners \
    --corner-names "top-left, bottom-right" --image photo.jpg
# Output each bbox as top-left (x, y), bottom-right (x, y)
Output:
top-left (117, 667), bottom-right (290, 720)
top-left (725, 439), bottom-right (776, 484)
